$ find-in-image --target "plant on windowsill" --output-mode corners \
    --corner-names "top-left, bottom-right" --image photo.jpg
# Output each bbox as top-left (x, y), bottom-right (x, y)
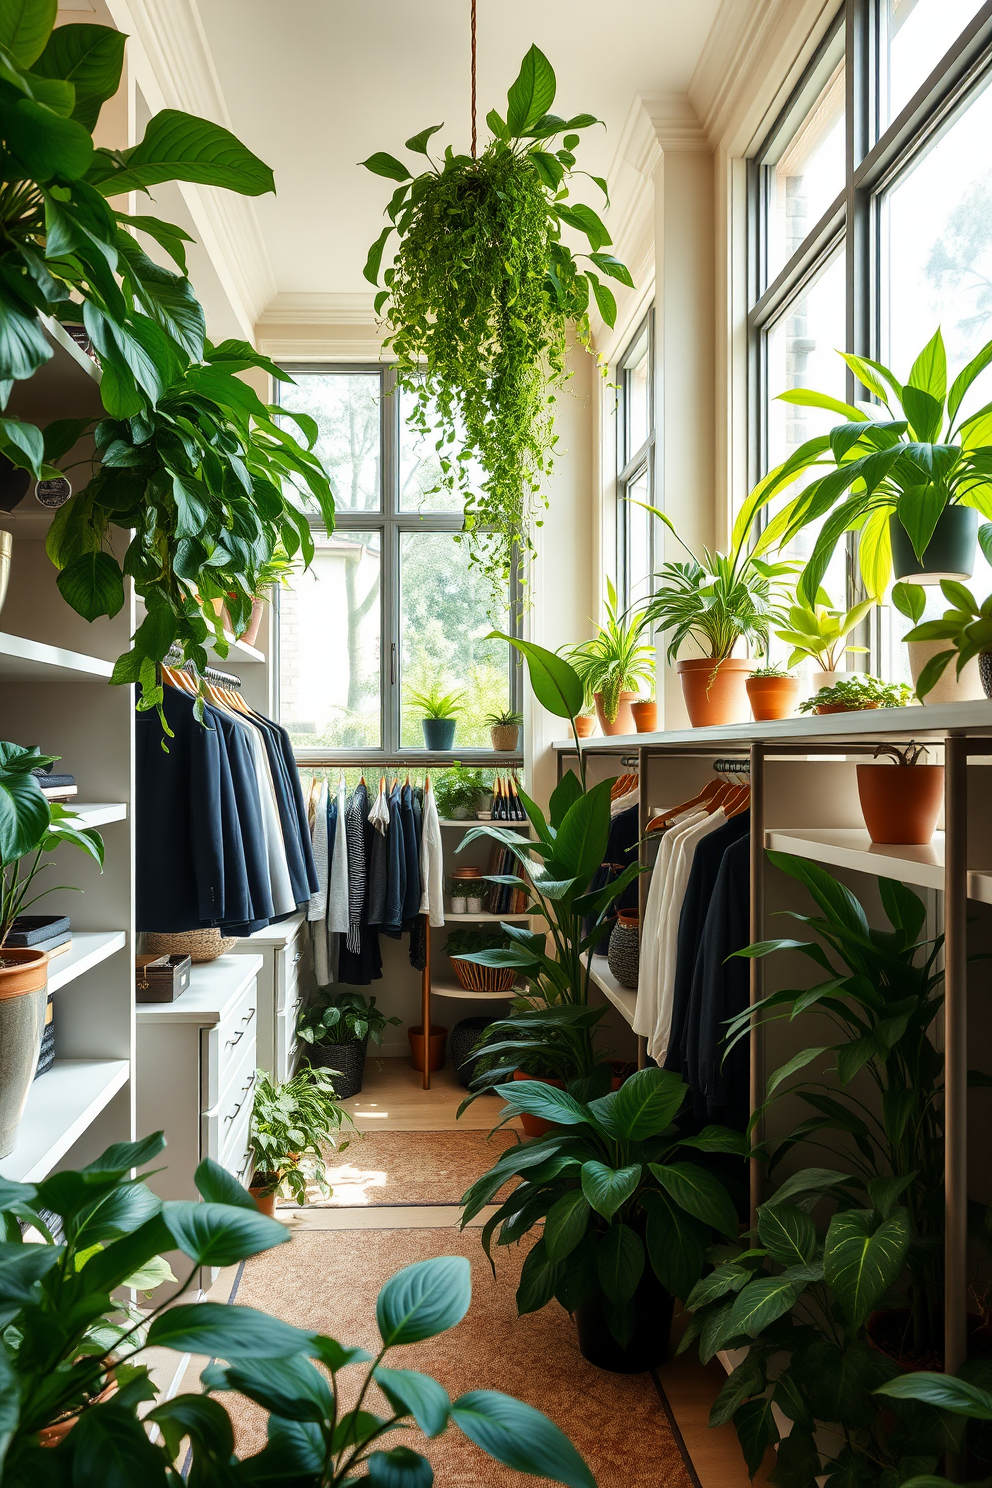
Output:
top-left (361, 45), bottom-right (632, 592)
top-left (856, 741), bottom-right (943, 846)
top-left (433, 761), bottom-right (488, 819)
top-left (0, 1136), bottom-right (593, 1488)
top-left (247, 1067), bottom-right (353, 1215)
top-left (564, 578), bottom-right (654, 735)
top-left (797, 674), bottom-right (912, 714)
top-left (773, 588), bottom-right (873, 688)
top-left (899, 577), bottom-right (992, 703)
top-left (297, 989), bottom-right (401, 1099)
top-left (460, 1067), bottom-right (745, 1372)
top-left (486, 707), bottom-right (523, 752)
top-left (745, 665), bottom-right (801, 722)
top-left (408, 682), bottom-right (464, 751)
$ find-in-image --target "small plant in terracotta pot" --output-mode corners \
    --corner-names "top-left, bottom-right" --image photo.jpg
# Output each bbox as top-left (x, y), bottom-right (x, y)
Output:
top-left (799, 675), bottom-right (912, 715)
top-left (565, 579), bottom-right (654, 736)
top-left (248, 1067), bottom-right (352, 1213)
top-left (573, 709), bottom-right (597, 737)
top-left (745, 665), bottom-right (801, 721)
top-left (486, 707), bottom-right (523, 752)
top-left (857, 740), bottom-right (943, 845)
top-left (630, 694), bottom-right (658, 732)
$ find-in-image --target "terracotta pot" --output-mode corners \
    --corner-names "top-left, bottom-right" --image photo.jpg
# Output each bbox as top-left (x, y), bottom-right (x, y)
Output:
top-left (38, 1372), bottom-right (118, 1448)
top-left (0, 947), bottom-right (48, 1159)
top-left (676, 658), bottom-right (751, 728)
top-left (239, 597), bottom-right (265, 648)
top-left (250, 1186), bottom-right (279, 1218)
top-left (630, 700), bottom-right (657, 733)
top-left (857, 763), bottom-right (943, 845)
top-left (573, 714), bottom-right (597, 738)
top-left (408, 1023), bottom-right (447, 1073)
top-left (490, 724), bottom-right (520, 752)
top-left (512, 1069), bottom-right (565, 1138)
top-left (746, 675), bottom-right (801, 721)
top-left (907, 639), bottom-right (983, 703)
top-left (593, 690), bottom-right (637, 736)
top-left (815, 701), bottom-right (881, 714)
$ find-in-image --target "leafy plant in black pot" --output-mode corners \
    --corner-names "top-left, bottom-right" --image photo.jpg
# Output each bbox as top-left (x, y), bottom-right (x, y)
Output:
top-left (297, 989), bottom-right (400, 1098)
top-left (461, 1067), bottom-right (745, 1372)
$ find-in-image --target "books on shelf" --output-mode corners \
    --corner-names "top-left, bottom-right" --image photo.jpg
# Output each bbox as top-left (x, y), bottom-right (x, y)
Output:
top-left (486, 842), bottom-right (528, 915)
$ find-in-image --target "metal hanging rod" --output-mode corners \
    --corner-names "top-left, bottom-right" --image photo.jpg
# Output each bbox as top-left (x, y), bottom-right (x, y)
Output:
top-left (295, 753), bottom-right (523, 770)
top-left (163, 648), bottom-right (242, 691)
top-left (713, 757), bottom-right (751, 775)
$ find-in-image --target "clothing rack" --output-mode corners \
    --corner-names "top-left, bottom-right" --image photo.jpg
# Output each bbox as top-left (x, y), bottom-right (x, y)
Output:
top-left (163, 648), bottom-right (243, 691)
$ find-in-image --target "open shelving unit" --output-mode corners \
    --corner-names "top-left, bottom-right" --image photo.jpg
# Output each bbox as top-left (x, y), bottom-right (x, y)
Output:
top-left (0, 327), bottom-right (135, 1185)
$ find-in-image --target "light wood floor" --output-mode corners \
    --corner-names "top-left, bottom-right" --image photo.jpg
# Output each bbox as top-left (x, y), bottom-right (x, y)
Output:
top-left (340, 1055), bottom-right (523, 1130)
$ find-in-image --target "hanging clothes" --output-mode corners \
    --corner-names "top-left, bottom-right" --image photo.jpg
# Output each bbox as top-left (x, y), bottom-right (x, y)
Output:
top-left (583, 802), bottom-right (639, 955)
top-left (308, 780), bottom-right (329, 924)
top-left (345, 781), bottom-right (369, 954)
top-left (327, 776), bottom-right (350, 935)
top-left (633, 807), bottom-right (706, 1049)
top-left (381, 780), bottom-right (407, 938)
top-left (419, 779), bottom-right (445, 928)
top-left (683, 834), bottom-right (750, 1127)
top-left (400, 782), bottom-right (422, 929)
top-left (367, 781), bottom-right (390, 930)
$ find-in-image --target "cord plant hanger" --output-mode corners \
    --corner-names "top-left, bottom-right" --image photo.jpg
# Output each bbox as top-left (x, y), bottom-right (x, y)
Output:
top-left (361, 16), bottom-right (633, 592)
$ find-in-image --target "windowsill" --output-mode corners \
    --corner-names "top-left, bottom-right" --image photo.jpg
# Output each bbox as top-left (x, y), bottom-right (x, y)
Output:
top-left (291, 749), bottom-right (524, 767)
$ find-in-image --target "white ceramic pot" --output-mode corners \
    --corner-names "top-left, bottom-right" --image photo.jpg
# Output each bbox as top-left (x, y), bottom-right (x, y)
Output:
top-left (812, 669), bottom-right (853, 691)
top-left (466, 897), bottom-right (483, 914)
top-left (450, 896), bottom-right (467, 914)
top-left (907, 639), bottom-right (984, 704)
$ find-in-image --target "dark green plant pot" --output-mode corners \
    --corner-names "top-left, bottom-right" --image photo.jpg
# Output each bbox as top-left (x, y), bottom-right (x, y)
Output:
top-left (422, 718), bottom-right (456, 750)
top-left (890, 506), bottom-right (977, 582)
top-left (574, 1266), bottom-right (675, 1373)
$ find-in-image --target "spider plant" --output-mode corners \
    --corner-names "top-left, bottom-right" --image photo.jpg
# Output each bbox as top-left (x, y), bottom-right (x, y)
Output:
top-left (564, 579), bottom-right (654, 721)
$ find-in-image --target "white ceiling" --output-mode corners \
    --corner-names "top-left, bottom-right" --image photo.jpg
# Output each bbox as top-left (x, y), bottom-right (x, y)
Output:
top-left (196, 0), bottom-right (723, 303)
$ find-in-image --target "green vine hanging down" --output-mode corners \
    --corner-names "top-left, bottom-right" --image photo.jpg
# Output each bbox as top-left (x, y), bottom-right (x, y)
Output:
top-left (361, 45), bottom-right (633, 590)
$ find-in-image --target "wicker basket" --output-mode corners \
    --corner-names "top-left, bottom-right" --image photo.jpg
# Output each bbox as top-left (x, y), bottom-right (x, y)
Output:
top-left (449, 955), bottom-right (516, 994)
top-left (307, 1037), bottom-right (368, 1099)
top-left (144, 928), bottom-right (237, 963)
top-left (450, 1017), bottom-right (499, 1088)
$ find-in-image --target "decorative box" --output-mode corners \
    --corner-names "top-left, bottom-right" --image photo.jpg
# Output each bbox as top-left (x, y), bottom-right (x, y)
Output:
top-left (136, 953), bottom-right (192, 1003)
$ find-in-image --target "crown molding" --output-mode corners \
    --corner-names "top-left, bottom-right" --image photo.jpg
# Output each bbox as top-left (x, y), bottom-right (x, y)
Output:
top-left (642, 93), bottom-right (710, 154)
top-left (257, 293), bottom-right (379, 328)
top-left (102, 0), bottom-right (276, 339)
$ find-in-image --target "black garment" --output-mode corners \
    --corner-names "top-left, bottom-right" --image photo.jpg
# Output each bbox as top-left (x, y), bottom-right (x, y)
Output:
top-left (262, 712), bottom-right (319, 894)
top-left (582, 805), bottom-right (639, 954)
top-left (338, 795), bottom-right (383, 986)
top-left (684, 834), bottom-right (750, 1129)
top-left (211, 708), bottom-right (273, 932)
top-left (409, 786), bottom-right (427, 969)
top-left (665, 811), bottom-right (750, 1084)
top-left (400, 783), bottom-right (422, 928)
top-left (368, 813), bottom-right (388, 928)
top-left (382, 784), bottom-right (407, 938)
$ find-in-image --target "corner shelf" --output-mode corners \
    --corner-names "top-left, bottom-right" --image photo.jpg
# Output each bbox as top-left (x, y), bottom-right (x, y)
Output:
top-left (588, 955), bottom-right (637, 1027)
top-left (764, 827), bottom-right (992, 904)
top-left (72, 803), bottom-right (128, 828)
top-left (0, 632), bottom-right (113, 681)
top-left (0, 1059), bottom-right (130, 1184)
top-left (430, 979), bottom-right (522, 1001)
top-left (445, 911), bottom-right (532, 921)
top-left (48, 931), bottom-right (127, 994)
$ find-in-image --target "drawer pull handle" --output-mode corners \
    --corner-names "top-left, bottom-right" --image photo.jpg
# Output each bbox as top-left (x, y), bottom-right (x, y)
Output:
top-left (242, 1006), bottom-right (256, 1025)
top-left (293, 950), bottom-right (304, 964)
top-left (224, 1074), bottom-right (256, 1123)
top-left (227, 1029), bottom-right (244, 1047)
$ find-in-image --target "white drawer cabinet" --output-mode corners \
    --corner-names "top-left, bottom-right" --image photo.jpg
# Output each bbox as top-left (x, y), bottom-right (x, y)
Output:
top-left (231, 914), bottom-right (306, 1083)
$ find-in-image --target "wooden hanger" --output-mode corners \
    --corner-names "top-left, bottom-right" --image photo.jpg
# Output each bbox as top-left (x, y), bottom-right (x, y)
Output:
top-left (647, 778), bottom-right (722, 832)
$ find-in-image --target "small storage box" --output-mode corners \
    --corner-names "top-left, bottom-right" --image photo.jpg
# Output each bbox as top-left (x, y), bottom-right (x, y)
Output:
top-left (136, 953), bottom-right (192, 1003)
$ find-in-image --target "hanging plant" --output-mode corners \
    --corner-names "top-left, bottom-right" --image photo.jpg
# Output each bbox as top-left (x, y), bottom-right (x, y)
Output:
top-left (361, 43), bottom-right (633, 590)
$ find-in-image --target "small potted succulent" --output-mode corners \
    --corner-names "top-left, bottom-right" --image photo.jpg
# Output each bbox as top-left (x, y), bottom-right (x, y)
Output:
top-left (856, 741), bottom-right (943, 846)
top-left (408, 683), bottom-right (464, 750)
top-left (899, 577), bottom-right (992, 702)
top-left (297, 989), bottom-right (400, 1098)
top-left (434, 763), bottom-right (489, 820)
top-left (745, 664), bottom-right (801, 720)
top-left (486, 708), bottom-right (523, 752)
top-left (565, 580), bottom-right (654, 735)
top-left (248, 1066), bottom-right (352, 1214)
top-left (773, 590), bottom-right (872, 691)
top-left (799, 675), bottom-right (913, 715)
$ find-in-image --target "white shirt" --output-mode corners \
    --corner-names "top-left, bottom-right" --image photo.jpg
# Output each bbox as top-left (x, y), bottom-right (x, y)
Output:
top-left (650, 808), bottom-right (728, 1064)
top-left (239, 718), bottom-right (296, 916)
top-left (419, 781), bottom-right (445, 927)
top-left (307, 780), bottom-right (329, 922)
top-left (633, 809), bottom-right (706, 1042)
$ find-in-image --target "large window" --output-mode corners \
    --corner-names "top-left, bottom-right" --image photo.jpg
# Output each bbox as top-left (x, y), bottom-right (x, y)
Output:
top-left (616, 313), bottom-right (656, 612)
top-left (749, 0), bottom-right (992, 676)
top-left (276, 368), bottom-right (518, 755)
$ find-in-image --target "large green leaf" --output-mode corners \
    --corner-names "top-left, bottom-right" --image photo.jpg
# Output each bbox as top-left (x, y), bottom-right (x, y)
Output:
top-left (875, 1371), bottom-right (992, 1419)
top-left (450, 1391), bottom-right (594, 1488)
top-left (206, 1353), bottom-right (333, 1422)
top-left (595, 1222), bottom-right (644, 1304)
top-left (642, 1190), bottom-right (707, 1298)
top-left (69, 1399), bottom-right (168, 1487)
top-left (374, 1366), bottom-right (451, 1437)
top-left (376, 1256), bottom-right (471, 1346)
top-left (506, 45), bottom-right (557, 136)
top-left (823, 1206), bottom-right (911, 1330)
top-left (360, 151), bottom-right (411, 181)
top-left (610, 1066), bottom-right (686, 1141)
top-left (896, 485), bottom-right (949, 562)
top-left (56, 550), bottom-right (125, 621)
top-left (161, 1200), bottom-right (288, 1267)
top-left (517, 1235), bottom-right (559, 1313)
top-left (147, 1302), bottom-right (311, 1358)
top-left (366, 1447), bottom-right (433, 1488)
top-left (491, 632), bottom-right (583, 720)
top-left (500, 1080), bottom-right (591, 1127)
top-left (1, 95), bottom-right (94, 180)
top-left (552, 778), bottom-right (612, 883)
top-left (90, 109), bottom-right (275, 196)
top-left (548, 769), bottom-right (581, 829)
top-left (0, 296), bottom-right (53, 383)
top-left (0, 741), bottom-right (52, 863)
top-left (194, 1157), bottom-right (257, 1211)
top-left (733, 1396), bottom-right (780, 1477)
top-left (709, 1350), bottom-right (766, 1428)
top-left (544, 1189), bottom-right (591, 1263)
top-left (0, 0), bottom-right (56, 66)
top-left (757, 1203), bottom-right (816, 1268)
top-left (908, 327), bottom-right (947, 405)
top-left (33, 23), bottom-right (125, 130)
top-left (649, 1162), bottom-right (739, 1237)
top-left (580, 1161), bottom-right (640, 1221)
top-left (727, 1274), bottom-right (806, 1339)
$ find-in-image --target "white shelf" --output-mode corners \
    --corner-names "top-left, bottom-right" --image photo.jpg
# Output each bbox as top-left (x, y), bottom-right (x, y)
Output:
top-left (440, 818), bottom-right (529, 828)
top-left (48, 930), bottom-right (127, 993)
top-left (0, 632), bottom-right (113, 681)
top-left (0, 1058), bottom-right (130, 1184)
top-left (430, 979), bottom-right (521, 1000)
top-left (206, 631), bottom-right (265, 666)
top-left (764, 827), bottom-right (992, 904)
top-left (445, 911), bottom-right (532, 921)
top-left (588, 955), bottom-right (637, 1027)
top-left (71, 803), bottom-right (128, 828)
top-left (136, 952), bottom-right (262, 1025)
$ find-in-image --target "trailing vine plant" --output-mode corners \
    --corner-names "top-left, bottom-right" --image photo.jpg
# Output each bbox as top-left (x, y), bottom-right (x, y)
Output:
top-left (361, 44), bottom-right (632, 590)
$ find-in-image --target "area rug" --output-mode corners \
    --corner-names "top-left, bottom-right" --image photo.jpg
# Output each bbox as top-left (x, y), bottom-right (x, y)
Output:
top-left (227, 1227), bottom-right (696, 1487)
top-left (281, 1129), bottom-right (521, 1208)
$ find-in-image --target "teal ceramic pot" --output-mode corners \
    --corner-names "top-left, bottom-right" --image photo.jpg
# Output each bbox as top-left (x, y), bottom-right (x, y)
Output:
top-left (0, 948), bottom-right (48, 1158)
top-left (421, 718), bottom-right (456, 750)
top-left (890, 506), bottom-right (977, 582)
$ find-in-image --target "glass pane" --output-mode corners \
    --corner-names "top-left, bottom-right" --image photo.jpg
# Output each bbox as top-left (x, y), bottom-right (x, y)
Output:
top-left (764, 250), bottom-right (850, 671)
top-left (882, 0), bottom-right (987, 127)
top-left (763, 57), bottom-right (845, 282)
top-left (399, 386), bottom-right (481, 513)
top-left (279, 372), bottom-right (381, 513)
top-left (623, 465), bottom-right (652, 610)
top-left (279, 531), bottom-right (381, 748)
top-left (623, 327), bottom-right (650, 462)
top-left (400, 532), bottom-right (510, 749)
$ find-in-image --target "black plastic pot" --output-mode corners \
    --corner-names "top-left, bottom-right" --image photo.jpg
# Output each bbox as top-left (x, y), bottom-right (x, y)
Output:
top-left (421, 718), bottom-right (456, 750)
top-left (574, 1267), bottom-right (675, 1373)
top-left (890, 505), bottom-right (977, 582)
top-left (307, 1037), bottom-right (368, 1098)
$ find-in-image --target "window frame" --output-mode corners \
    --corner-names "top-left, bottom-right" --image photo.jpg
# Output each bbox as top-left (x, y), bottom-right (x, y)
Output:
top-left (273, 362), bottom-right (523, 761)
top-left (615, 309), bottom-right (656, 613)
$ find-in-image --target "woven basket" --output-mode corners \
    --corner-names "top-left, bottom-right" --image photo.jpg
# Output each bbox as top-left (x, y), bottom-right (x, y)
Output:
top-left (144, 928), bottom-right (237, 963)
top-left (449, 955), bottom-right (516, 994)
top-left (307, 1037), bottom-right (368, 1099)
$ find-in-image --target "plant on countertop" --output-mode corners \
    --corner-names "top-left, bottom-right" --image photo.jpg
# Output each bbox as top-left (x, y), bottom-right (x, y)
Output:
top-left (900, 578), bottom-right (992, 699)
top-left (564, 578), bottom-right (653, 722)
top-left (434, 762), bottom-right (489, 819)
top-left (798, 674), bottom-right (912, 712)
top-left (460, 1068), bottom-right (744, 1350)
top-left (773, 589), bottom-right (873, 671)
top-left (248, 1066), bottom-right (353, 1205)
top-left (0, 742), bottom-right (104, 951)
top-left (756, 327), bottom-right (992, 603)
top-left (296, 989), bottom-right (400, 1049)
top-left (0, 1135), bottom-right (594, 1488)
top-left (361, 45), bottom-right (632, 589)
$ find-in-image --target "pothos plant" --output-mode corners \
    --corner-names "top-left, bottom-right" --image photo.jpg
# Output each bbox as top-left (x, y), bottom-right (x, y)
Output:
top-left (362, 45), bottom-right (633, 590)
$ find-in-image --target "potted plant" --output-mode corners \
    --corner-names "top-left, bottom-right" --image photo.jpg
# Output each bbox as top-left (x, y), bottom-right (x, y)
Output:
top-left (890, 581), bottom-right (984, 704)
top-left (639, 496), bottom-right (798, 727)
top-left (630, 692), bottom-right (657, 732)
top-left (446, 926), bottom-right (517, 994)
top-left (798, 674), bottom-right (912, 714)
top-left (434, 762), bottom-right (488, 819)
top-left (0, 1135), bottom-right (591, 1488)
top-left (900, 577), bottom-right (992, 702)
top-left (486, 707), bottom-right (523, 752)
top-left (856, 741), bottom-right (943, 845)
top-left (574, 707), bottom-right (598, 738)
top-left (408, 682), bottom-right (463, 751)
top-left (745, 665), bottom-right (801, 721)
top-left (214, 545), bottom-right (297, 649)
top-left (565, 579), bottom-right (654, 735)
top-left (362, 45), bottom-right (631, 592)
top-left (760, 327), bottom-right (992, 604)
top-left (0, 743), bottom-right (104, 1157)
top-left (460, 1067), bottom-right (744, 1372)
top-left (247, 1067), bottom-right (352, 1215)
top-left (773, 589), bottom-right (872, 690)
top-left (297, 989), bottom-right (400, 1098)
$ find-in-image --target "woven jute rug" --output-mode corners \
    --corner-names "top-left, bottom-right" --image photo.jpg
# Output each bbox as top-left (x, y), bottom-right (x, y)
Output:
top-left (228, 1227), bottom-right (696, 1487)
top-left (283, 1129), bottom-right (521, 1208)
